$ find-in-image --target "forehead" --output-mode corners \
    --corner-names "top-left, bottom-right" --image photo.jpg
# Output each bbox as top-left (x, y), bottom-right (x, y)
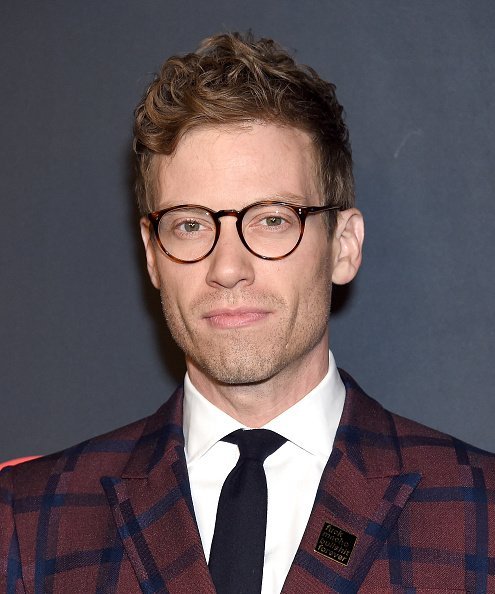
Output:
top-left (154, 123), bottom-right (319, 209)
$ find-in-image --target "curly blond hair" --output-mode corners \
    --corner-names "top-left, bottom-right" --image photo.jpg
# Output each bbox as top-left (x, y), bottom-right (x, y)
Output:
top-left (133, 32), bottom-right (354, 222)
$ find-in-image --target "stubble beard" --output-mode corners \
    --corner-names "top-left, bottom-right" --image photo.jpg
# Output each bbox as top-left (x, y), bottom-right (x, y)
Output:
top-left (160, 285), bottom-right (332, 387)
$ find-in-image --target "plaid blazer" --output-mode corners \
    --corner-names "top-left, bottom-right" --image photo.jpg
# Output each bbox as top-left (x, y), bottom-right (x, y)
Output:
top-left (1, 370), bottom-right (495, 593)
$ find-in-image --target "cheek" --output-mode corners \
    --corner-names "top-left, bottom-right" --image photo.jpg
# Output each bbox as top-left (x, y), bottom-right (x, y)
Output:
top-left (156, 263), bottom-right (189, 317)
top-left (306, 256), bottom-right (333, 312)
top-left (156, 261), bottom-right (210, 328)
top-left (160, 282), bottom-right (187, 315)
top-left (297, 244), bottom-right (333, 288)
top-left (279, 255), bottom-right (332, 320)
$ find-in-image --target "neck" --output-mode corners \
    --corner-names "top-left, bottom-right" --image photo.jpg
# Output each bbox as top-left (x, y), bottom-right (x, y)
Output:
top-left (186, 338), bottom-right (329, 427)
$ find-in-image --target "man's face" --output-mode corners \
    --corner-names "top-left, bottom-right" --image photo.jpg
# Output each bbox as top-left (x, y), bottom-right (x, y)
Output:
top-left (142, 123), bottom-right (337, 387)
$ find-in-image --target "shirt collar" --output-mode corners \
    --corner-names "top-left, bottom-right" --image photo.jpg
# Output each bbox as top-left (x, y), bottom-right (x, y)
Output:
top-left (183, 351), bottom-right (345, 464)
top-left (183, 375), bottom-right (246, 464)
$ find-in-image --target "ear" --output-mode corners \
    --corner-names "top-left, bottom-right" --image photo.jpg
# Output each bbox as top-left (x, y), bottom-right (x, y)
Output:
top-left (140, 217), bottom-right (161, 289)
top-left (331, 208), bottom-right (364, 285)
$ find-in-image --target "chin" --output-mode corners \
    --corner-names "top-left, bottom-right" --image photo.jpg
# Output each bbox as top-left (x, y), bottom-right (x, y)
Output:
top-left (188, 335), bottom-right (317, 387)
top-left (171, 313), bottom-right (330, 388)
top-left (205, 365), bottom-right (275, 386)
top-left (194, 350), bottom-right (280, 386)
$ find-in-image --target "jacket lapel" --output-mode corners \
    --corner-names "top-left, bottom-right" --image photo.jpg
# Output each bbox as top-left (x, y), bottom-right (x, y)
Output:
top-left (282, 371), bottom-right (421, 593)
top-left (101, 373), bottom-right (421, 593)
top-left (101, 387), bottom-right (215, 594)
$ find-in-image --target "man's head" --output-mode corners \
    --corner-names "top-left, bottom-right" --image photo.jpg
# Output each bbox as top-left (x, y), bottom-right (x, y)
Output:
top-left (133, 32), bottom-right (354, 229)
top-left (136, 33), bottom-right (363, 415)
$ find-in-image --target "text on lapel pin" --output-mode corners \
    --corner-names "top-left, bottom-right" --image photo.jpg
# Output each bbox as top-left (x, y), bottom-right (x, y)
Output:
top-left (314, 522), bottom-right (357, 566)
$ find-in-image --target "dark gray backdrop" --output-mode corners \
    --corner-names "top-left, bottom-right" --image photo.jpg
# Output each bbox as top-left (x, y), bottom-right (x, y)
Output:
top-left (1, 1), bottom-right (494, 461)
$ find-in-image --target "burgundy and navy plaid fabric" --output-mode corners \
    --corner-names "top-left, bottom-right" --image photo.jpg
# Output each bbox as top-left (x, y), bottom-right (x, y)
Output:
top-left (1, 372), bottom-right (495, 593)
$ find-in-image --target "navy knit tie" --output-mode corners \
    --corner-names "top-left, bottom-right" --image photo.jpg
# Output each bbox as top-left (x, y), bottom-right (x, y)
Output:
top-left (208, 429), bottom-right (287, 594)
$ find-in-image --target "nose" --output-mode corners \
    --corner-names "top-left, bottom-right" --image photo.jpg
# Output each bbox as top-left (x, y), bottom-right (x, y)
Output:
top-left (205, 216), bottom-right (255, 290)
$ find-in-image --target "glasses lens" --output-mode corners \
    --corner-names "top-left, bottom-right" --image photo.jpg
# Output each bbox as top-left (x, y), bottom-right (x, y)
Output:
top-left (242, 204), bottom-right (301, 258)
top-left (158, 207), bottom-right (216, 262)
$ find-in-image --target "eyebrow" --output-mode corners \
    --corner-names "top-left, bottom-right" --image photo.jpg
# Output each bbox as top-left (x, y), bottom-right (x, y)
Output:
top-left (256, 192), bottom-right (309, 204)
top-left (156, 193), bottom-right (313, 211)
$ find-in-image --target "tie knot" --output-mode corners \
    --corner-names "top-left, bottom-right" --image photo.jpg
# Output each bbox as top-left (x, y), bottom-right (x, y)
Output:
top-left (223, 429), bottom-right (287, 463)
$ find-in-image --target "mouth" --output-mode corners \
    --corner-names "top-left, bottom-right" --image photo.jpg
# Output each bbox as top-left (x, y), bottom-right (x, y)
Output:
top-left (203, 307), bottom-right (271, 329)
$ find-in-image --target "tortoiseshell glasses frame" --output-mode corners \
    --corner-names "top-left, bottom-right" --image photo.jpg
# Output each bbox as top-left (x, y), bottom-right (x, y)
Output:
top-left (147, 200), bottom-right (340, 264)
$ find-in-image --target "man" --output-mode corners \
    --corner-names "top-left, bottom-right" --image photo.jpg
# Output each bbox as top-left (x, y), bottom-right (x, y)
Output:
top-left (1, 32), bottom-right (494, 594)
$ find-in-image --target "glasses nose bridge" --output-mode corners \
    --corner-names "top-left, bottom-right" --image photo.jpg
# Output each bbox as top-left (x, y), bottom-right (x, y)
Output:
top-left (212, 208), bottom-right (244, 242)
top-left (214, 208), bottom-right (241, 222)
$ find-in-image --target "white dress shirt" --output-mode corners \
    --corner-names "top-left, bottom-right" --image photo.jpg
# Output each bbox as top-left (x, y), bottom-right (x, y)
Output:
top-left (183, 351), bottom-right (346, 594)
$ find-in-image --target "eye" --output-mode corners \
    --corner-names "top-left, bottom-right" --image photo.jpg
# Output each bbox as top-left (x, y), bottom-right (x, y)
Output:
top-left (246, 207), bottom-right (297, 233)
top-left (177, 219), bottom-right (204, 233)
top-left (262, 216), bottom-right (285, 227)
top-left (171, 217), bottom-right (214, 240)
top-left (159, 209), bottom-right (215, 241)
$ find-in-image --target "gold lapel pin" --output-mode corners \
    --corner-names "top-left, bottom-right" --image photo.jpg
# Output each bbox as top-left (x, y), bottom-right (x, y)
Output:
top-left (314, 522), bottom-right (357, 566)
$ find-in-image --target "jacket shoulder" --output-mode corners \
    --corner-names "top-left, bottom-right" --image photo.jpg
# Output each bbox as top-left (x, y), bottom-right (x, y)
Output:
top-left (339, 368), bottom-right (495, 482)
top-left (0, 414), bottom-right (147, 498)
top-left (1, 385), bottom-right (184, 498)
top-left (388, 406), bottom-right (495, 495)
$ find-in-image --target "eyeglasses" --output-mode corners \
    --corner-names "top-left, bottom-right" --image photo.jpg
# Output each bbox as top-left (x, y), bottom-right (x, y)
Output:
top-left (147, 200), bottom-right (339, 263)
